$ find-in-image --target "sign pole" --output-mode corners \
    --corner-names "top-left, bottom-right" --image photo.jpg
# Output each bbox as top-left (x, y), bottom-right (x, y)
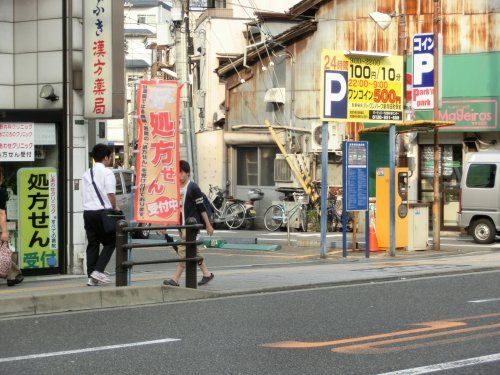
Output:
top-left (432, 0), bottom-right (441, 251)
top-left (320, 121), bottom-right (329, 259)
top-left (365, 142), bottom-right (370, 258)
top-left (389, 124), bottom-right (396, 257)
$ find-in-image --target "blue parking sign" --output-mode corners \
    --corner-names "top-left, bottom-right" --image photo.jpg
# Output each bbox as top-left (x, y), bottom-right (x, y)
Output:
top-left (412, 33), bottom-right (435, 109)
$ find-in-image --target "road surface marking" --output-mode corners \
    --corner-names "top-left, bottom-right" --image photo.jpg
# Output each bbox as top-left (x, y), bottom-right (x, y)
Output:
top-left (376, 352), bottom-right (500, 375)
top-left (262, 320), bottom-right (466, 349)
top-left (263, 313), bottom-right (500, 353)
top-left (333, 323), bottom-right (500, 354)
top-left (0, 338), bottom-right (180, 363)
top-left (468, 297), bottom-right (500, 303)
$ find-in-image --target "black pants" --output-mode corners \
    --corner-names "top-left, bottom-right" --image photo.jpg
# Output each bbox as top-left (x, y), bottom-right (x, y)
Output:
top-left (84, 210), bottom-right (116, 277)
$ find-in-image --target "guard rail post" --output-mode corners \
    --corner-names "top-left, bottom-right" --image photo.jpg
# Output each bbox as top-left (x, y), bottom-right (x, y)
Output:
top-left (185, 217), bottom-right (198, 289)
top-left (115, 219), bottom-right (128, 287)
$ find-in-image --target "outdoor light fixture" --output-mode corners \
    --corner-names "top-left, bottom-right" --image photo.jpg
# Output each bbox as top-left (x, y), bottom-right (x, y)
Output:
top-left (39, 84), bottom-right (59, 102)
top-left (369, 11), bottom-right (397, 31)
top-left (344, 50), bottom-right (390, 58)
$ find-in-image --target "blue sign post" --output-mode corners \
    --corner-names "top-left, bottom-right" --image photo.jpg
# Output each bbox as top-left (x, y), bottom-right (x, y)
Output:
top-left (342, 141), bottom-right (370, 258)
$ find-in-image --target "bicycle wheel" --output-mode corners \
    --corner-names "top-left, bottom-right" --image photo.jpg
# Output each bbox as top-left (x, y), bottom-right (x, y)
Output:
top-left (224, 203), bottom-right (246, 229)
top-left (264, 204), bottom-right (284, 231)
top-left (299, 206), bottom-right (308, 232)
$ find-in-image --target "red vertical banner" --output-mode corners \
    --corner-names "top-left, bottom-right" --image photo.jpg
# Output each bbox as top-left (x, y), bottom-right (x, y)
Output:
top-left (134, 80), bottom-right (181, 224)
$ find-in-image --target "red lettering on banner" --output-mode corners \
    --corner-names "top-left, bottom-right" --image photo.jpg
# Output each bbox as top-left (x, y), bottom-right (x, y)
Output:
top-left (147, 178), bottom-right (165, 194)
top-left (147, 196), bottom-right (178, 218)
top-left (151, 140), bottom-right (174, 166)
top-left (160, 166), bottom-right (176, 184)
top-left (150, 112), bottom-right (176, 137)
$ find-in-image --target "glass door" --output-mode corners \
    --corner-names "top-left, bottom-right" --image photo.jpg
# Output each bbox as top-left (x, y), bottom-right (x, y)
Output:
top-left (419, 145), bottom-right (463, 230)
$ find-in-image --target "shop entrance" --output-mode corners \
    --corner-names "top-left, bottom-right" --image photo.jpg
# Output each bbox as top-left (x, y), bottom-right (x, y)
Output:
top-left (419, 144), bottom-right (463, 230)
top-left (1, 110), bottom-right (65, 275)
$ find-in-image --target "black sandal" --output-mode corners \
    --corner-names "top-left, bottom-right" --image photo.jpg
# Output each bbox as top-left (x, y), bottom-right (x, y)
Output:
top-left (163, 279), bottom-right (179, 287)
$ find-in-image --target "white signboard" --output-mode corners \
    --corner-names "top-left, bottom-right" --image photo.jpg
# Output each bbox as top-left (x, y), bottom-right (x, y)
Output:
top-left (34, 123), bottom-right (57, 145)
top-left (84, 0), bottom-right (113, 118)
top-left (0, 123), bottom-right (35, 162)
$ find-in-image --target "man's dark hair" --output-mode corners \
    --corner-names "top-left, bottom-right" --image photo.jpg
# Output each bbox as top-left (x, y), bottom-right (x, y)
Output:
top-left (180, 160), bottom-right (190, 174)
top-left (92, 143), bottom-right (111, 162)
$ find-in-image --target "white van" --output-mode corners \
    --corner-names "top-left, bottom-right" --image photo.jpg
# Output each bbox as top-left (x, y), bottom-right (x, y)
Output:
top-left (458, 151), bottom-right (500, 244)
top-left (112, 169), bottom-right (151, 239)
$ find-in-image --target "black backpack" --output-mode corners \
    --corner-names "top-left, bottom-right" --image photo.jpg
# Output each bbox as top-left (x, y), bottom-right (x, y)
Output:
top-left (202, 192), bottom-right (214, 223)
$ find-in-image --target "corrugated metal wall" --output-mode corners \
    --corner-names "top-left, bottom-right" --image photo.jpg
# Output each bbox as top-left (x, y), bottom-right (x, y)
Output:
top-left (226, 0), bottom-right (499, 127)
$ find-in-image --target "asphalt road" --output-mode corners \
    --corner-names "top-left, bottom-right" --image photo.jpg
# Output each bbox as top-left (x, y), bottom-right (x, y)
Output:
top-left (1, 271), bottom-right (500, 374)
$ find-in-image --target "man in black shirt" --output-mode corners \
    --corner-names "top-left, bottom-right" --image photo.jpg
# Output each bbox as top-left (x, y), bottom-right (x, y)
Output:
top-left (163, 161), bottom-right (214, 287)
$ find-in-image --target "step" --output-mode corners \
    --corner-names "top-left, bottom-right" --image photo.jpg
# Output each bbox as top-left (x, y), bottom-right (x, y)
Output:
top-left (218, 243), bottom-right (281, 251)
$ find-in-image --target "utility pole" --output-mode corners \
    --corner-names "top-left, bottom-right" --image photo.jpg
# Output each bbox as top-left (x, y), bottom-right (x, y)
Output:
top-left (173, 0), bottom-right (195, 177)
top-left (397, 0), bottom-right (407, 167)
top-left (432, 0), bottom-right (441, 250)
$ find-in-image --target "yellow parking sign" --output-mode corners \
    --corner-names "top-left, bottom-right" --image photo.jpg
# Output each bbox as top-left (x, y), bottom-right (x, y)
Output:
top-left (321, 49), bottom-right (404, 123)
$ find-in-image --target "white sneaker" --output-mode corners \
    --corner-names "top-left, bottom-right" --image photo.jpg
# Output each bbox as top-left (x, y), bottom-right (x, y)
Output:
top-left (90, 271), bottom-right (111, 284)
top-left (86, 278), bottom-right (101, 286)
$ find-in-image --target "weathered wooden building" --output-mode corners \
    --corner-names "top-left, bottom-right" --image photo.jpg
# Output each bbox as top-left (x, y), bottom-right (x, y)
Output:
top-left (197, 0), bottom-right (499, 230)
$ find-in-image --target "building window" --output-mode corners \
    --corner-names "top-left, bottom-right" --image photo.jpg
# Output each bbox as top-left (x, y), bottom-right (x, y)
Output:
top-left (466, 164), bottom-right (497, 188)
top-left (237, 147), bottom-right (278, 186)
top-left (137, 14), bottom-right (156, 25)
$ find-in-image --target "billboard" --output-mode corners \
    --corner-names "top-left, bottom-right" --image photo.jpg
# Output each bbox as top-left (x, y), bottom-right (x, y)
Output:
top-left (0, 123), bottom-right (35, 162)
top-left (134, 81), bottom-right (182, 225)
top-left (18, 168), bottom-right (58, 269)
top-left (321, 50), bottom-right (404, 123)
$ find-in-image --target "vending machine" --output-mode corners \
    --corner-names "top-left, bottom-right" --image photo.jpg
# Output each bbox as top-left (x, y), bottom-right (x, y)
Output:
top-left (375, 167), bottom-right (409, 249)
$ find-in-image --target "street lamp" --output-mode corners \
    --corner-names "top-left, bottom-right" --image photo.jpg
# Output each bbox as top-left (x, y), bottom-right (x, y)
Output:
top-left (369, 11), bottom-right (396, 31)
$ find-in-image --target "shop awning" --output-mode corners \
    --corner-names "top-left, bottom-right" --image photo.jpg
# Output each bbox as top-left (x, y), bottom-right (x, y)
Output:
top-left (359, 120), bottom-right (455, 134)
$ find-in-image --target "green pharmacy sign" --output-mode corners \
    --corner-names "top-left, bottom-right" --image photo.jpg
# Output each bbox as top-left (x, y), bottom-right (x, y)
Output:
top-left (18, 168), bottom-right (59, 269)
top-left (416, 98), bottom-right (498, 132)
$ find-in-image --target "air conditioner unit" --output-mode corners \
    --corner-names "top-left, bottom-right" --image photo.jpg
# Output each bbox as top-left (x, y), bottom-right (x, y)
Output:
top-left (274, 153), bottom-right (312, 189)
top-left (310, 122), bottom-right (345, 154)
top-left (264, 88), bottom-right (286, 104)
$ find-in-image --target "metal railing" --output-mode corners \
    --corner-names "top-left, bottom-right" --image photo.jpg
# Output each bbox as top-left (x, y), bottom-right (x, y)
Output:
top-left (115, 218), bottom-right (204, 288)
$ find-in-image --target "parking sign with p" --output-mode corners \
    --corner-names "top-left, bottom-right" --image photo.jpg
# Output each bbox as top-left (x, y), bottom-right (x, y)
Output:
top-left (412, 33), bottom-right (435, 110)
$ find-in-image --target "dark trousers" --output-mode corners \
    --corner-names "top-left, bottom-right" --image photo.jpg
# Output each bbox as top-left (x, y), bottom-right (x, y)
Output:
top-left (84, 210), bottom-right (116, 277)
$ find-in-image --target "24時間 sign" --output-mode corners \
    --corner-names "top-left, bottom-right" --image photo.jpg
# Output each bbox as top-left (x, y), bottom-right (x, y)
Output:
top-left (134, 81), bottom-right (182, 225)
top-left (18, 168), bottom-right (58, 269)
top-left (321, 50), bottom-right (403, 123)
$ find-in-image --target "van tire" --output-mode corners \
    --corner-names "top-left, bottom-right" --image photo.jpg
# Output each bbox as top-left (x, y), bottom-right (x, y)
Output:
top-left (134, 223), bottom-right (151, 239)
top-left (471, 218), bottom-right (496, 244)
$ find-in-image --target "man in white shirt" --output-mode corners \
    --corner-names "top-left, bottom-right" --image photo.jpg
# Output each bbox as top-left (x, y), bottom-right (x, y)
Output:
top-left (82, 144), bottom-right (117, 286)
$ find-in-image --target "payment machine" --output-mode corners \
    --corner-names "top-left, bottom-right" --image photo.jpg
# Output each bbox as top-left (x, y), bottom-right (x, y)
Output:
top-left (375, 167), bottom-right (409, 249)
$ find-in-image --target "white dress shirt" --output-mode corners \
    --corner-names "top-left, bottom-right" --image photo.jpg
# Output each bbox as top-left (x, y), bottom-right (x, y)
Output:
top-left (82, 163), bottom-right (116, 210)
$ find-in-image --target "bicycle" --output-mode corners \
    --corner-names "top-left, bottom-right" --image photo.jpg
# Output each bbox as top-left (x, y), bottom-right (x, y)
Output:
top-left (328, 192), bottom-right (354, 232)
top-left (263, 192), bottom-right (309, 232)
top-left (208, 184), bottom-right (246, 229)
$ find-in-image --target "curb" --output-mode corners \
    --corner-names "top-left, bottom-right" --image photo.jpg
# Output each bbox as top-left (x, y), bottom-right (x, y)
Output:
top-left (0, 285), bottom-right (220, 318)
top-left (2, 266), bottom-right (499, 318)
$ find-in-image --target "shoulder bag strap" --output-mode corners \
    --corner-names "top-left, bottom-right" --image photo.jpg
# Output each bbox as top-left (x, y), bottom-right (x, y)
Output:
top-left (90, 168), bottom-right (106, 209)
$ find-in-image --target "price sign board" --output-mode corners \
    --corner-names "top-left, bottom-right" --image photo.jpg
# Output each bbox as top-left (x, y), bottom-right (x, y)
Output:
top-left (321, 50), bottom-right (403, 123)
top-left (343, 141), bottom-right (369, 211)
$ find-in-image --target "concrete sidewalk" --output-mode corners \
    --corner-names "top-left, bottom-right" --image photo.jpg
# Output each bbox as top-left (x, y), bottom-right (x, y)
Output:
top-left (1, 240), bottom-right (499, 317)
